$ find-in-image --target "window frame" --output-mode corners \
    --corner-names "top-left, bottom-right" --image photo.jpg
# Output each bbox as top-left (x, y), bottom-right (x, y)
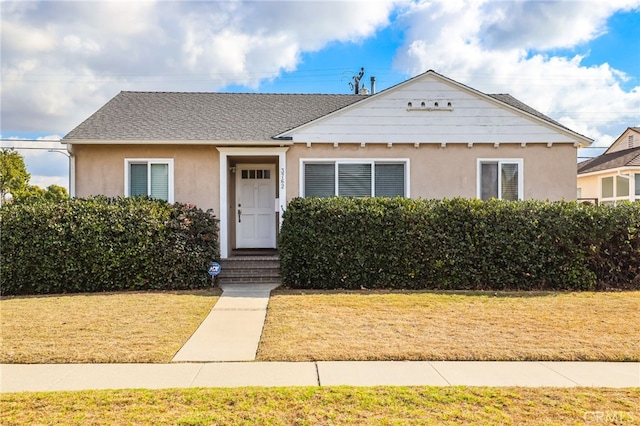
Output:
top-left (124, 158), bottom-right (174, 203)
top-left (600, 173), bottom-right (634, 204)
top-left (300, 158), bottom-right (410, 198)
top-left (476, 158), bottom-right (524, 201)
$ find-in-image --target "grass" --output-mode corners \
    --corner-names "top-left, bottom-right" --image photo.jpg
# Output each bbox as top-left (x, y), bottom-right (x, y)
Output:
top-left (0, 290), bottom-right (220, 363)
top-left (257, 290), bottom-right (640, 362)
top-left (2, 289), bottom-right (639, 364)
top-left (1, 290), bottom-right (638, 424)
top-left (1, 387), bottom-right (638, 425)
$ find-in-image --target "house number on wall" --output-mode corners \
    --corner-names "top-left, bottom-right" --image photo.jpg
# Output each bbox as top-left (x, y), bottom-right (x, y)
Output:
top-left (280, 167), bottom-right (285, 191)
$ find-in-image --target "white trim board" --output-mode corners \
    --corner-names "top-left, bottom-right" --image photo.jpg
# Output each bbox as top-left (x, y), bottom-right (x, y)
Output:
top-left (217, 147), bottom-right (289, 258)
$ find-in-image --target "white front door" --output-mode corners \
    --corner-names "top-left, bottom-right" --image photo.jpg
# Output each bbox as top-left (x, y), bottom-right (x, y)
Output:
top-left (236, 164), bottom-right (277, 249)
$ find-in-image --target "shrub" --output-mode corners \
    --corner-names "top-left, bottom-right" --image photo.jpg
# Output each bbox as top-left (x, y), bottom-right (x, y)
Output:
top-left (279, 197), bottom-right (639, 291)
top-left (0, 197), bottom-right (219, 295)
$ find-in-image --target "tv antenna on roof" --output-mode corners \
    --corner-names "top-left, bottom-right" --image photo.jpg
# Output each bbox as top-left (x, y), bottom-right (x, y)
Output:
top-left (349, 67), bottom-right (366, 94)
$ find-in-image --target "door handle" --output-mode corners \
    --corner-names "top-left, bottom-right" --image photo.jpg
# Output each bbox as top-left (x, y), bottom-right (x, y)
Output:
top-left (238, 208), bottom-right (242, 223)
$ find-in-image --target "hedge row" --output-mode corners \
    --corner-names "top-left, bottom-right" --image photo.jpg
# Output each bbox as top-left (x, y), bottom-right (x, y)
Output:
top-left (279, 197), bottom-right (640, 291)
top-left (0, 197), bottom-right (219, 295)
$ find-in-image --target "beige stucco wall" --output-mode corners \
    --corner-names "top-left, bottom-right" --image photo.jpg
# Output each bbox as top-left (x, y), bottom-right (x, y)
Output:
top-left (73, 144), bottom-right (220, 212)
top-left (286, 142), bottom-right (578, 202)
top-left (73, 141), bottom-right (577, 221)
top-left (577, 174), bottom-right (601, 200)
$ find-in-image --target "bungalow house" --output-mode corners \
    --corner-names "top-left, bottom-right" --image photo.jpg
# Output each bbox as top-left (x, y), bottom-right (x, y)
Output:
top-left (62, 70), bottom-right (592, 258)
top-left (577, 127), bottom-right (640, 205)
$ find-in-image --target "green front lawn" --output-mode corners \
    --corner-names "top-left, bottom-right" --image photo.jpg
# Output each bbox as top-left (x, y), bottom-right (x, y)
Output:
top-left (2, 387), bottom-right (638, 425)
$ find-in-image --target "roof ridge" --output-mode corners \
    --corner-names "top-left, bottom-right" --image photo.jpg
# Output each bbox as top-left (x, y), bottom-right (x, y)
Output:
top-left (120, 90), bottom-right (365, 96)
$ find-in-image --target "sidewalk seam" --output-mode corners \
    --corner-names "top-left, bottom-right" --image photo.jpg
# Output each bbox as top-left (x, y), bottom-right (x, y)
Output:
top-left (314, 362), bottom-right (321, 386)
top-left (187, 363), bottom-right (205, 387)
top-left (428, 362), bottom-right (451, 386)
top-left (538, 362), bottom-right (581, 386)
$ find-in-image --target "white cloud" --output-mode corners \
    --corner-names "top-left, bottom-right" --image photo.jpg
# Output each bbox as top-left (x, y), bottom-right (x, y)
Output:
top-left (1, 0), bottom-right (397, 134)
top-left (1, 20), bottom-right (56, 53)
top-left (477, 0), bottom-right (639, 50)
top-left (62, 35), bottom-right (101, 55)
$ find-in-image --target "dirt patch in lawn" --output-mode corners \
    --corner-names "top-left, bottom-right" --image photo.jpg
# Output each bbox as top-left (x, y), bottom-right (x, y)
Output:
top-left (257, 290), bottom-right (640, 361)
top-left (0, 289), bottom-right (220, 363)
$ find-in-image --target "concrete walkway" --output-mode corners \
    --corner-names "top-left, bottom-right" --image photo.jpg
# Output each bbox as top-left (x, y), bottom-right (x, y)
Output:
top-left (1, 283), bottom-right (639, 392)
top-left (1, 361), bottom-right (638, 392)
top-left (172, 283), bottom-right (279, 362)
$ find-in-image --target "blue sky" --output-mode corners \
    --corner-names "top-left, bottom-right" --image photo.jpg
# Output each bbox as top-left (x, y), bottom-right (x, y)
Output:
top-left (1, 0), bottom-right (639, 190)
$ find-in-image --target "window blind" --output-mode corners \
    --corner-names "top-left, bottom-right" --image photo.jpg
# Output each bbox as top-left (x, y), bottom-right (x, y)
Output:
top-left (305, 163), bottom-right (335, 197)
top-left (375, 163), bottom-right (405, 197)
top-left (150, 163), bottom-right (169, 201)
top-left (500, 163), bottom-right (519, 201)
top-left (338, 163), bottom-right (371, 197)
top-left (130, 163), bottom-right (148, 197)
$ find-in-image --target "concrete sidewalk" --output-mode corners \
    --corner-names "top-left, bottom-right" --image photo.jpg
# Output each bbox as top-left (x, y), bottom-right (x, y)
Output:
top-left (1, 361), bottom-right (638, 392)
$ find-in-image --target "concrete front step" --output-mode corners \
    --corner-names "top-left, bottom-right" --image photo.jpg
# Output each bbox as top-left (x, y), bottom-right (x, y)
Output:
top-left (218, 256), bottom-right (281, 285)
top-left (221, 270), bottom-right (281, 278)
top-left (220, 277), bottom-right (282, 285)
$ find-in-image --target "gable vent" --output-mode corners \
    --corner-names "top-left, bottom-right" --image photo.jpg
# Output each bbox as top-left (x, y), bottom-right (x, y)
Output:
top-left (406, 100), bottom-right (454, 112)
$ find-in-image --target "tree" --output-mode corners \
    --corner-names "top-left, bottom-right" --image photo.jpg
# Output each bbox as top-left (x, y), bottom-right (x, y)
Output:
top-left (0, 149), bottom-right (30, 202)
top-left (15, 184), bottom-right (69, 202)
top-left (43, 184), bottom-right (68, 201)
top-left (0, 149), bottom-right (69, 205)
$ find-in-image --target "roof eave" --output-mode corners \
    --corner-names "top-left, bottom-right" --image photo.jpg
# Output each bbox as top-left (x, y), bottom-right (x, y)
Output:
top-left (62, 139), bottom-right (294, 146)
top-left (578, 165), bottom-right (640, 177)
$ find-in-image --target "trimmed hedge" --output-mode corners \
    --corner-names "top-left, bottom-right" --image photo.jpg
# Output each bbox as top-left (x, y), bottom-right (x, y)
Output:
top-left (279, 197), bottom-right (640, 291)
top-left (0, 197), bottom-right (219, 295)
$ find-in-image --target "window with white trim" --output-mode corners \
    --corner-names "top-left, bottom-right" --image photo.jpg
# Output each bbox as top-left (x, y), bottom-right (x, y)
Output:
top-left (478, 159), bottom-right (523, 201)
top-left (125, 159), bottom-right (174, 203)
top-left (601, 174), bottom-right (632, 204)
top-left (302, 160), bottom-right (407, 197)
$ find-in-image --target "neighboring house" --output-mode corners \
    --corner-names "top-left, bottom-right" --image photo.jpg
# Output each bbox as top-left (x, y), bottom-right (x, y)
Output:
top-left (577, 127), bottom-right (640, 205)
top-left (62, 70), bottom-right (592, 258)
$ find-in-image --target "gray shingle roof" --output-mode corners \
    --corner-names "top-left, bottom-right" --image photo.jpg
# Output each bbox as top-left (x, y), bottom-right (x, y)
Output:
top-left (487, 94), bottom-right (571, 132)
top-left (577, 146), bottom-right (640, 174)
top-left (63, 85), bottom-right (581, 143)
top-left (63, 92), bottom-right (367, 141)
